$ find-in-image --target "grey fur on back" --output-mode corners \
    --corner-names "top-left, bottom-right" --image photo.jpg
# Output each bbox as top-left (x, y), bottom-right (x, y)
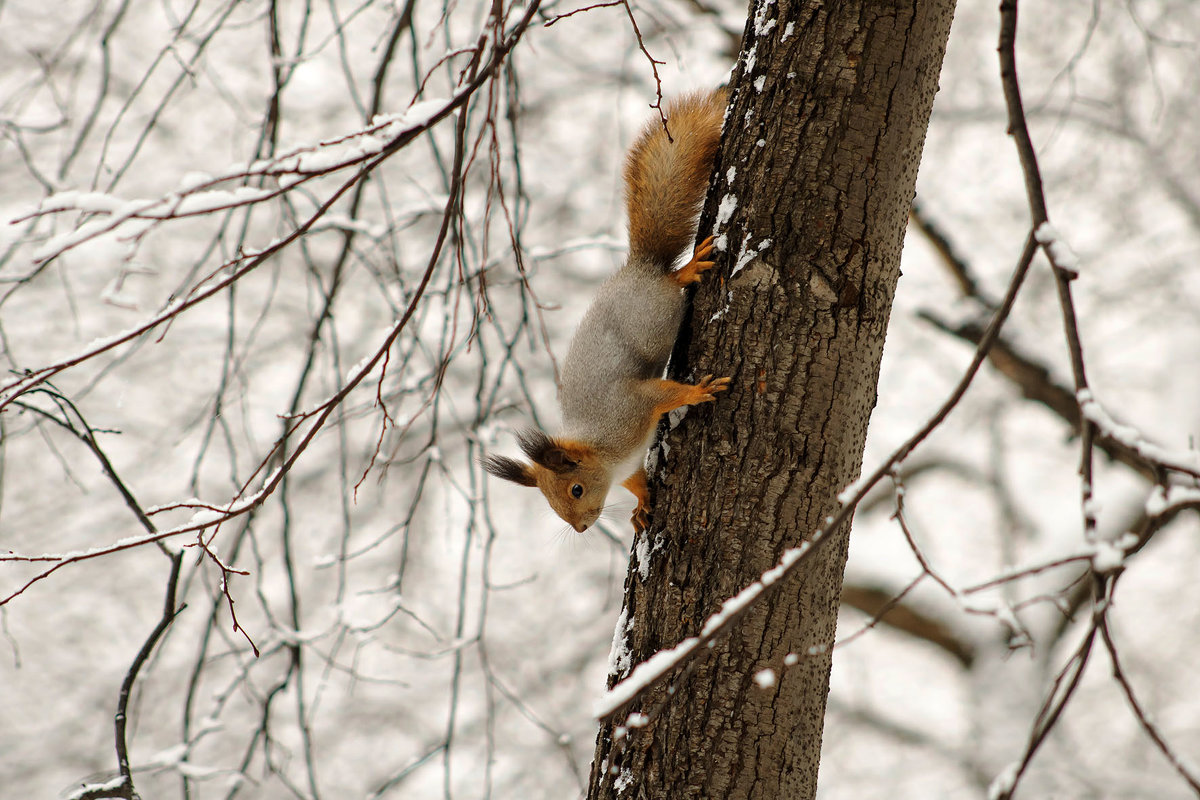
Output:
top-left (558, 257), bottom-right (684, 455)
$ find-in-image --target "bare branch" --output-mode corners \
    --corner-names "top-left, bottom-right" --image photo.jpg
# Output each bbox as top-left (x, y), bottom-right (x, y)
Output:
top-left (1099, 615), bottom-right (1200, 794)
top-left (839, 578), bottom-right (976, 666)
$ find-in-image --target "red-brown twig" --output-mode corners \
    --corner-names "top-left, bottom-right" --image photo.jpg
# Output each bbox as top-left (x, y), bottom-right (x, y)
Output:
top-left (1099, 615), bottom-right (1200, 793)
top-left (542, 0), bottom-right (666, 127)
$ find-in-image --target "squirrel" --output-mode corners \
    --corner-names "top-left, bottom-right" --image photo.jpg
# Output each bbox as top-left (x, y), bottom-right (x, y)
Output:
top-left (484, 90), bottom-right (730, 534)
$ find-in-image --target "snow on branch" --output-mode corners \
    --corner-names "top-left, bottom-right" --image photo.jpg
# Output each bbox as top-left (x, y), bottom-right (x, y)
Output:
top-left (594, 542), bottom-right (807, 720)
top-left (0, 482), bottom-right (269, 605)
top-left (1144, 483), bottom-right (1200, 517)
top-left (1077, 389), bottom-right (1200, 479)
top-left (19, 99), bottom-right (448, 266)
top-left (0, 0), bottom-right (544, 418)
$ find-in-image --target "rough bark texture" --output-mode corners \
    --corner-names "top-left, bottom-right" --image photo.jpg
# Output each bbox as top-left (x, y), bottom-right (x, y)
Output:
top-left (588, 1), bottom-right (957, 798)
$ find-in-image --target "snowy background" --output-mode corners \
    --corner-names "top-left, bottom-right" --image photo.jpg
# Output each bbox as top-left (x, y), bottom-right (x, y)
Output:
top-left (2, 0), bottom-right (1199, 798)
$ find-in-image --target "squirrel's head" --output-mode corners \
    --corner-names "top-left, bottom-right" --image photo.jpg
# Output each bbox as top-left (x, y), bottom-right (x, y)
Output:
top-left (482, 429), bottom-right (611, 532)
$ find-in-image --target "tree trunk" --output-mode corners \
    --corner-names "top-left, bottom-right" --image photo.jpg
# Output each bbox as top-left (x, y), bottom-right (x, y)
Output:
top-left (588, 1), bottom-right (957, 797)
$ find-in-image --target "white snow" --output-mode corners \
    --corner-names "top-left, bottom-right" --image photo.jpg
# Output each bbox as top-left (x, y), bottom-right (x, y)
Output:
top-left (596, 540), bottom-right (812, 718)
top-left (179, 171), bottom-right (214, 190)
top-left (731, 236), bottom-right (770, 277)
top-left (7, 5), bottom-right (1200, 799)
top-left (1145, 483), bottom-right (1200, 516)
top-left (594, 635), bottom-right (700, 718)
top-left (608, 605), bottom-right (634, 677)
top-left (1034, 221), bottom-right (1080, 270)
top-left (836, 475), bottom-right (870, 506)
top-left (65, 777), bottom-right (127, 800)
top-left (634, 533), bottom-right (659, 581)
top-left (987, 762), bottom-right (1020, 800)
top-left (30, 198), bottom-right (157, 262)
top-left (187, 508), bottom-right (223, 527)
top-left (1090, 539), bottom-right (1125, 573)
top-left (715, 193), bottom-right (738, 231)
top-left (752, 0), bottom-right (776, 36)
top-left (1079, 391), bottom-right (1200, 475)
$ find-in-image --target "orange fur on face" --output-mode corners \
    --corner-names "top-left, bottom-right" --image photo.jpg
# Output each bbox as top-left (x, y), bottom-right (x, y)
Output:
top-left (530, 451), bottom-right (611, 533)
top-left (483, 431), bottom-right (614, 533)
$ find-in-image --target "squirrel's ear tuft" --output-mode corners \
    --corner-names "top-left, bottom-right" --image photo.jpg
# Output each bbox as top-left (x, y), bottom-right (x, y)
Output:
top-left (517, 429), bottom-right (578, 473)
top-left (482, 454), bottom-right (537, 487)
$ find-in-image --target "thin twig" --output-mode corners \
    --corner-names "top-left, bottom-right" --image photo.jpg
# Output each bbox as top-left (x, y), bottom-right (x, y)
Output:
top-left (113, 552), bottom-right (185, 797)
top-left (1099, 616), bottom-right (1200, 794)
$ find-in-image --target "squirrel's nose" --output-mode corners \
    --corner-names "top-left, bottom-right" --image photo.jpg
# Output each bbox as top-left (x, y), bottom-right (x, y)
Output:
top-left (574, 523), bottom-right (588, 533)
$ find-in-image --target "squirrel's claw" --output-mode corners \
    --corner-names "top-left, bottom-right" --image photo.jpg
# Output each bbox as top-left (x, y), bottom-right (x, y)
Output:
top-left (695, 374), bottom-right (731, 402)
top-left (631, 503), bottom-right (649, 533)
top-left (622, 468), bottom-right (651, 534)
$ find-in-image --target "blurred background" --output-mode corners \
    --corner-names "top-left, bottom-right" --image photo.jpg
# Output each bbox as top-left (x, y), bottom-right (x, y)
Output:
top-left (1, 0), bottom-right (1198, 797)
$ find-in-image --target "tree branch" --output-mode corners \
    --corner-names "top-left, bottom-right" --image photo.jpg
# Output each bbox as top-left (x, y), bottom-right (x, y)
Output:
top-left (840, 581), bottom-right (976, 667)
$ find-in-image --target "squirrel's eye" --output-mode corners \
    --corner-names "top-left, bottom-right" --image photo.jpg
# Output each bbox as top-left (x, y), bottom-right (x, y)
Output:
top-left (570, 484), bottom-right (584, 499)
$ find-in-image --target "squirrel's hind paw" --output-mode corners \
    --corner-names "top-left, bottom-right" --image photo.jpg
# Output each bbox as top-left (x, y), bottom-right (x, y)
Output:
top-left (671, 235), bottom-right (718, 286)
top-left (695, 374), bottom-right (731, 401)
top-left (631, 504), bottom-right (649, 534)
top-left (622, 469), bottom-right (651, 533)
top-left (647, 374), bottom-right (731, 416)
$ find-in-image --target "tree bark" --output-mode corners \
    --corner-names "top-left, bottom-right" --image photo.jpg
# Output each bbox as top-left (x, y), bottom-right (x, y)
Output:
top-left (588, 1), bottom-right (957, 797)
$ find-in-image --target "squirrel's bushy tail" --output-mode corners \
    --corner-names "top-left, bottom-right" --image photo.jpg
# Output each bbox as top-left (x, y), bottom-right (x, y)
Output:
top-left (624, 89), bottom-right (726, 270)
